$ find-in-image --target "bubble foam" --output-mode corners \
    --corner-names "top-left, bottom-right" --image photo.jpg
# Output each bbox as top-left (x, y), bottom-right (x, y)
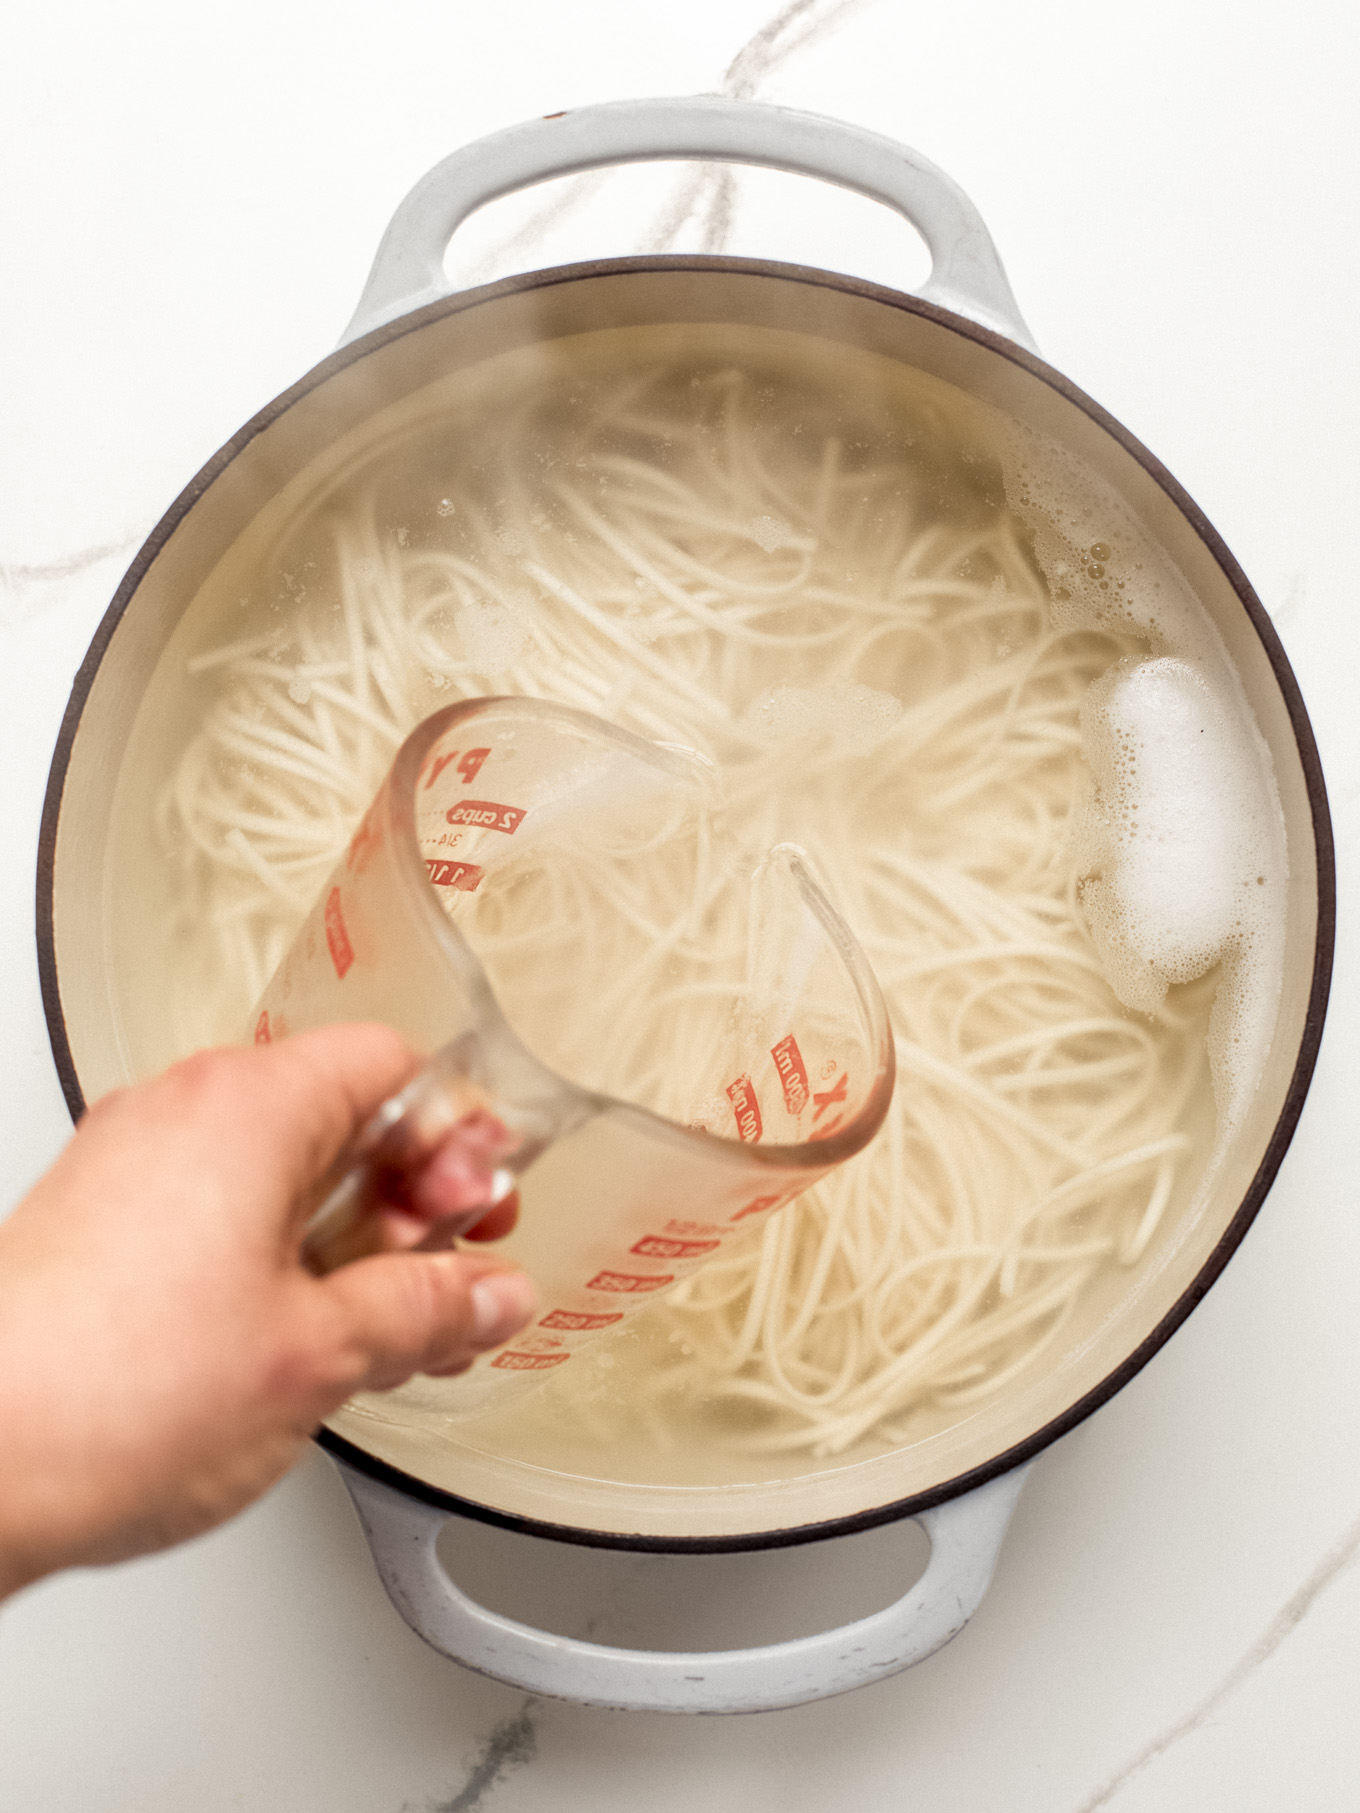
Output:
top-left (1077, 656), bottom-right (1286, 1128)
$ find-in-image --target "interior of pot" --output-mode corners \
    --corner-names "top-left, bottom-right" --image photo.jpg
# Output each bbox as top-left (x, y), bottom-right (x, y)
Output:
top-left (42, 262), bottom-right (1329, 1544)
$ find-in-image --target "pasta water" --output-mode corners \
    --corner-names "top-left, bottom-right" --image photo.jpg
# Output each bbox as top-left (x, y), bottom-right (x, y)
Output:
top-left (114, 321), bottom-right (1287, 1474)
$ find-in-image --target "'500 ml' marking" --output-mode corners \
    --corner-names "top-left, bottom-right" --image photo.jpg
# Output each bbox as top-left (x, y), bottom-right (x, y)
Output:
top-left (726, 1075), bottom-right (762, 1143)
top-left (446, 799), bottom-right (526, 834)
top-left (771, 1033), bottom-right (810, 1116)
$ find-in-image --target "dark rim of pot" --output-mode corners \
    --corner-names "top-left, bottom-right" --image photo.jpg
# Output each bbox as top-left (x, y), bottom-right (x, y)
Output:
top-left (36, 253), bottom-right (1336, 1555)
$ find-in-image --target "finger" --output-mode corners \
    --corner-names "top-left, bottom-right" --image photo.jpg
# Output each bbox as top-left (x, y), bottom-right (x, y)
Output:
top-left (94, 1026), bottom-right (418, 1196)
top-left (460, 1193), bottom-right (520, 1242)
top-left (404, 1111), bottom-right (516, 1221)
top-left (371, 1102), bottom-right (522, 1250)
top-left (319, 1252), bottom-right (538, 1391)
top-left (43, 1028), bottom-right (421, 1258)
top-left (256, 1025), bottom-right (420, 1203)
top-left (367, 1188), bottom-right (519, 1255)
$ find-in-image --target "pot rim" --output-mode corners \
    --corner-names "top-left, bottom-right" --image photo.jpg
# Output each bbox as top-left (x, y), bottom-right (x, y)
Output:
top-left (36, 252), bottom-right (1336, 1553)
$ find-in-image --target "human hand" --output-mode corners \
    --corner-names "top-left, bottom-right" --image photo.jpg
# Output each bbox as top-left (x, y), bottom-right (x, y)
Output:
top-left (0, 1025), bottom-right (537, 1600)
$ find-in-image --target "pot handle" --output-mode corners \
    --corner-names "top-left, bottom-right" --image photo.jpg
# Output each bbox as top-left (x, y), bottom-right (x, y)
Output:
top-left (333, 1454), bottom-right (1031, 1714)
top-left (339, 96), bottom-right (1036, 352)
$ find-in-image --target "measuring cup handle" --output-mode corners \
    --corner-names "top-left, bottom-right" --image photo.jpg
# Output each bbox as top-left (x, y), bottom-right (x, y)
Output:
top-left (339, 96), bottom-right (1036, 351)
top-left (333, 1455), bottom-right (1031, 1714)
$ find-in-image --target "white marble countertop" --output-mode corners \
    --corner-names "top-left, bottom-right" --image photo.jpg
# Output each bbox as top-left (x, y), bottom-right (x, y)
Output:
top-left (2, 2), bottom-right (1358, 1805)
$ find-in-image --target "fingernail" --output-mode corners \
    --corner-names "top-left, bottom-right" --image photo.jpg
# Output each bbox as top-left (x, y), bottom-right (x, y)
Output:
top-left (469, 1272), bottom-right (538, 1348)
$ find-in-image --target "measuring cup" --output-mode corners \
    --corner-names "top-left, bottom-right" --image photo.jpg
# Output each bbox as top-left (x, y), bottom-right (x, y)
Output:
top-left (252, 696), bottom-right (894, 1414)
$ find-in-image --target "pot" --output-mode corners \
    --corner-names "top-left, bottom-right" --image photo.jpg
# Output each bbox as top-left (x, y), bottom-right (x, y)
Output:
top-left (37, 97), bottom-right (1333, 1713)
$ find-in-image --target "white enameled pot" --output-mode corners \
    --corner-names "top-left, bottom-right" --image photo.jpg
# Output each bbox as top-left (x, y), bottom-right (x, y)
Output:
top-left (38, 97), bottom-right (1333, 1713)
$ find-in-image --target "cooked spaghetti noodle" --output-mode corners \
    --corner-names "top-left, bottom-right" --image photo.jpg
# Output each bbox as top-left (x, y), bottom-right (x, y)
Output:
top-left (157, 336), bottom-right (1238, 1458)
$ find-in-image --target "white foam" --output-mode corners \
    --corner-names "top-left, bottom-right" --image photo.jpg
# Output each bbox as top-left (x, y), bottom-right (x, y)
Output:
top-left (997, 423), bottom-right (1289, 1138)
top-left (1077, 656), bottom-right (1286, 1128)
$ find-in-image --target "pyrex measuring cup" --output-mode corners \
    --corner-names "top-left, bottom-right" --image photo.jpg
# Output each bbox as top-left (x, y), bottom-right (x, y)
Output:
top-left (253, 696), bottom-right (894, 1413)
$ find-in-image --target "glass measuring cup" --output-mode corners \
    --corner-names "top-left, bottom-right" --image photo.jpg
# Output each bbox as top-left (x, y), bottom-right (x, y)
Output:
top-left (252, 697), bottom-right (894, 1414)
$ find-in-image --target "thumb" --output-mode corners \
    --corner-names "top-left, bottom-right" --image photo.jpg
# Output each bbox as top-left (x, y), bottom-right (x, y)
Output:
top-left (318, 1252), bottom-right (538, 1392)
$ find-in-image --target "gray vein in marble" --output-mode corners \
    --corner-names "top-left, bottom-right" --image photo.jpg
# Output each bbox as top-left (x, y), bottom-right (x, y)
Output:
top-left (724, 0), bottom-right (883, 99)
top-left (0, 533), bottom-right (143, 624)
top-left (0, 534), bottom-right (141, 585)
top-left (460, 0), bottom-right (885, 281)
top-left (417, 1697), bottom-right (539, 1813)
top-left (647, 0), bottom-right (884, 256)
top-left (700, 166), bottom-right (738, 252)
top-left (725, 0), bottom-right (826, 96)
top-left (640, 162), bottom-right (736, 255)
top-left (640, 162), bottom-right (714, 252)
top-left (1075, 1505), bottom-right (1360, 1810)
top-left (459, 170), bottom-right (614, 287)
top-left (1266, 571), bottom-right (1306, 629)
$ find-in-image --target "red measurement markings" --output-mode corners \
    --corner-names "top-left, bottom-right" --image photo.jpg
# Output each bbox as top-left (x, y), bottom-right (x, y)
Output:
top-left (254, 1011), bottom-right (271, 1046)
top-left (446, 799), bottom-right (526, 834)
top-left (770, 1033), bottom-right (810, 1116)
top-left (586, 1270), bottom-right (675, 1294)
top-left (491, 1351), bottom-right (571, 1372)
top-left (731, 1193), bottom-right (781, 1224)
top-left (726, 1075), bottom-right (762, 1143)
top-left (630, 1234), bottom-right (721, 1260)
top-left (324, 887), bottom-right (354, 979)
top-left (810, 1113), bottom-right (848, 1142)
top-left (424, 751), bottom-right (456, 791)
top-left (813, 1071), bottom-right (849, 1121)
top-left (423, 746), bottom-right (491, 791)
top-left (425, 858), bottom-right (484, 891)
top-left (540, 1309), bottom-right (623, 1331)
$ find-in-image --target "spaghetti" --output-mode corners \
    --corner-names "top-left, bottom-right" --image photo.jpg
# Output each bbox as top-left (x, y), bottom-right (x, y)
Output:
top-left (158, 340), bottom-right (1230, 1458)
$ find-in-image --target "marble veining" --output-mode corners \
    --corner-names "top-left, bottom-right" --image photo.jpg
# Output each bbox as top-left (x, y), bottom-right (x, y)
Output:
top-left (0, 533), bottom-right (142, 623)
top-left (463, 0), bottom-right (885, 283)
top-left (413, 1699), bottom-right (539, 1813)
top-left (1076, 1504), bottom-right (1360, 1810)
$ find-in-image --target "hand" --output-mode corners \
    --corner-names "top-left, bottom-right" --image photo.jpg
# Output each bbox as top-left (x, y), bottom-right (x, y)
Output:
top-left (0, 1025), bottom-right (537, 1600)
